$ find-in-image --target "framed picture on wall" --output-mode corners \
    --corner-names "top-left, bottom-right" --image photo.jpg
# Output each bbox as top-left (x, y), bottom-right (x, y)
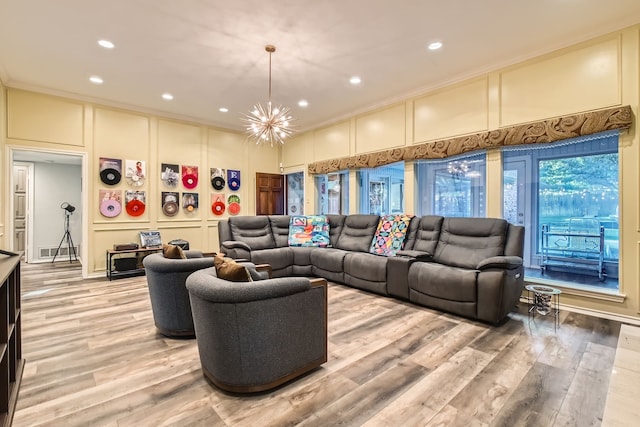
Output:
top-left (139, 231), bottom-right (162, 248)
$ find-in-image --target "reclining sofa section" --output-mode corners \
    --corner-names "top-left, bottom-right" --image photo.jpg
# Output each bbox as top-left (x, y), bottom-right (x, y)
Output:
top-left (219, 214), bottom-right (525, 324)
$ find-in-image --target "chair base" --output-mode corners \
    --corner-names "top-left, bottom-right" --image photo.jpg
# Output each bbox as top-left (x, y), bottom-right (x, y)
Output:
top-left (201, 355), bottom-right (326, 394)
top-left (155, 325), bottom-right (195, 338)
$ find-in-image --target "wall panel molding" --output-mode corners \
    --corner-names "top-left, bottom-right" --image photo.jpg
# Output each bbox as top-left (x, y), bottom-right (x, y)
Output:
top-left (309, 105), bottom-right (633, 174)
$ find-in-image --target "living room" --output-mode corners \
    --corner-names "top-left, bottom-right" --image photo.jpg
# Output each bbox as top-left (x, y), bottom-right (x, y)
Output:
top-left (1, 1), bottom-right (640, 425)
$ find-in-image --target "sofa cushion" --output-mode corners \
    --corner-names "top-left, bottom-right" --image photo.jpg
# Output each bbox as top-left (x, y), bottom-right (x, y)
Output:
top-left (214, 255), bottom-right (252, 282)
top-left (335, 214), bottom-right (380, 252)
top-left (408, 262), bottom-right (477, 303)
top-left (309, 248), bottom-right (347, 273)
top-left (369, 214), bottom-right (413, 256)
top-left (404, 215), bottom-right (444, 254)
top-left (269, 215), bottom-right (291, 247)
top-left (229, 216), bottom-right (275, 250)
top-left (344, 252), bottom-right (387, 283)
top-left (326, 215), bottom-right (346, 247)
top-left (288, 215), bottom-right (330, 247)
top-left (250, 247), bottom-right (294, 272)
top-left (163, 244), bottom-right (186, 259)
top-left (433, 217), bottom-right (508, 269)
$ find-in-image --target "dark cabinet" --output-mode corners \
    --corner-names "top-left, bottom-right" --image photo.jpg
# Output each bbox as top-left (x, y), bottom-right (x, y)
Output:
top-left (0, 250), bottom-right (23, 427)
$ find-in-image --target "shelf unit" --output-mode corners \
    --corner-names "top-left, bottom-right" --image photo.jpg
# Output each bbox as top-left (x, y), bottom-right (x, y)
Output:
top-left (106, 247), bottom-right (162, 280)
top-left (541, 224), bottom-right (606, 280)
top-left (0, 250), bottom-right (23, 427)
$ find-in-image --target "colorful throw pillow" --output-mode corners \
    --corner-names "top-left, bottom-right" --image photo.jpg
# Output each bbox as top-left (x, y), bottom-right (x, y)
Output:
top-left (162, 244), bottom-right (186, 259)
top-left (214, 254), bottom-right (252, 282)
top-left (370, 214), bottom-right (414, 256)
top-left (288, 215), bottom-right (330, 247)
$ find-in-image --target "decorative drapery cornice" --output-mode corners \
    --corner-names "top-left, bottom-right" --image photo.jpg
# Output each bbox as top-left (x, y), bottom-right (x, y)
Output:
top-left (308, 105), bottom-right (633, 174)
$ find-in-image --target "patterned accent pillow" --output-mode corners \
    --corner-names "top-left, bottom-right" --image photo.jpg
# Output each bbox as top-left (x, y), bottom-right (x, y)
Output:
top-left (369, 214), bottom-right (414, 256)
top-left (288, 215), bottom-right (331, 247)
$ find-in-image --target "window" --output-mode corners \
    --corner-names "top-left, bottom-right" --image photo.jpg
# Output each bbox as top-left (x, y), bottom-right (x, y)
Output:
top-left (316, 172), bottom-right (349, 214)
top-left (357, 162), bottom-right (404, 214)
top-left (502, 130), bottom-right (619, 290)
top-left (286, 172), bottom-right (304, 215)
top-left (415, 153), bottom-right (486, 217)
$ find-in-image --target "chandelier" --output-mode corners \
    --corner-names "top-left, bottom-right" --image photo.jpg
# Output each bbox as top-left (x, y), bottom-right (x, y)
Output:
top-left (242, 45), bottom-right (294, 146)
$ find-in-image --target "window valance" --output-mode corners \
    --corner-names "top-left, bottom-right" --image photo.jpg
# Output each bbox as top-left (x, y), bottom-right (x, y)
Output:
top-left (308, 105), bottom-right (633, 174)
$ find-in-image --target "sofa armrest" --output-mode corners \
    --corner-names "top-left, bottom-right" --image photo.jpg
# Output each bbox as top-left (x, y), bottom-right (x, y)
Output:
top-left (220, 240), bottom-right (251, 261)
top-left (395, 250), bottom-right (433, 261)
top-left (221, 240), bottom-right (251, 251)
top-left (477, 256), bottom-right (522, 270)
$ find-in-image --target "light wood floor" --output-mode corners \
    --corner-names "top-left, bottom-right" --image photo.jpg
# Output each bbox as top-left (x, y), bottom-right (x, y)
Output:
top-left (13, 261), bottom-right (623, 426)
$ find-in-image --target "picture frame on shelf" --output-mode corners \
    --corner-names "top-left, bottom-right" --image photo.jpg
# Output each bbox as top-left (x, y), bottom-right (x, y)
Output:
top-left (139, 231), bottom-right (162, 248)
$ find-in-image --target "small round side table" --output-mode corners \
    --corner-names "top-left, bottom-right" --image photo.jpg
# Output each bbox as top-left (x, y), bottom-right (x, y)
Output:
top-left (525, 284), bottom-right (561, 331)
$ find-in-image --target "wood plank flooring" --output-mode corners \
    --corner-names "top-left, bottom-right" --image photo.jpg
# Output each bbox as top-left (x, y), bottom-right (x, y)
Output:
top-left (13, 261), bottom-right (624, 426)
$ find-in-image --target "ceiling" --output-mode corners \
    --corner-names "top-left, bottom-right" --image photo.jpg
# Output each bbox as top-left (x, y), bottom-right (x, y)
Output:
top-left (1, 0), bottom-right (640, 134)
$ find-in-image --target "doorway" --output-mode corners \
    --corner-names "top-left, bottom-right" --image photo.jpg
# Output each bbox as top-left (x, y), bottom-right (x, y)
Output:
top-left (255, 172), bottom-right (284, 215)
top-left (10, 148), bottom-right (86, 276)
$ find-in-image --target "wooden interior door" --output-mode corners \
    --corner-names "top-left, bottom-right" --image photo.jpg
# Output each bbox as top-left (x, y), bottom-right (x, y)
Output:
top-left (256, 172), bottom-right (284, 215)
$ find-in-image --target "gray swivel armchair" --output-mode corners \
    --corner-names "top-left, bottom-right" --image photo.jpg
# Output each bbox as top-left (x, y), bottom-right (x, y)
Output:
top-left (143, 250), bottom-right (215, 337)
top-left (186, 267), bottom-right (328, 393)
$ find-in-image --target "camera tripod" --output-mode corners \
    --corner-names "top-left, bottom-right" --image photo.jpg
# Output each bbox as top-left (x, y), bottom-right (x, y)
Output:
top-left (52, 210), bottom-right (78, 263)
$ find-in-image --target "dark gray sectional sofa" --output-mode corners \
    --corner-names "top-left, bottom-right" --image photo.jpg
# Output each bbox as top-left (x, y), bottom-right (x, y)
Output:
top-left (218, 214), bottom-right (525, 324)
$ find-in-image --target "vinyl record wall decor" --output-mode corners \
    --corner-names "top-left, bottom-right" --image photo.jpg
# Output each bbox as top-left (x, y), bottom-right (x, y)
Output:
top-left (125, 159), bottom-right (146, 187)
top-left (210, 168), bottom-right (226, 190)
top-left (162, 191), bottom-right (179, 216)
top-left (227, 169), bottom-right (241, 191)
top-left (99, 189), bottom-right (122, 217)
top-left (99, 157), bottom-right (122, 185)
top-left (211, 193), bottom-right (226, 215)
top-left (227, 194), bottom-right (241, 215)
top-left (125, 190), bottom-right (146, 216)
top-left (182, 192), bottom-right (199, 212)
top-left (161, 163), bottom-right (179, 187)
top-left (182, 165), bottom-right (198, 189)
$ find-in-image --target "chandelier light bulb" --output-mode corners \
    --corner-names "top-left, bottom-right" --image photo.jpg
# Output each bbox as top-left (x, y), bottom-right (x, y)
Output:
top-left (241, 45), bottom-right (295, 146)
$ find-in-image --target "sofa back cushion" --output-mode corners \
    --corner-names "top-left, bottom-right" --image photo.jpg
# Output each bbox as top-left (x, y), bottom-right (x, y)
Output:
top-left (288, 215), bottom-right (330, 247)
top-left (369, 214), bottom-right (413, 256)
top-left (404, 215), bottom-right (444, 254)
top-left (327, 215), bottom-right (346, 247)
top-left (269, 215), bottom-right (291, 247)
top-left (434, 217), bottom-right (508, 269)
top-left (335, 215), bottom-right (380, 252)
top-left (229, 216), bottom-right (275, 250)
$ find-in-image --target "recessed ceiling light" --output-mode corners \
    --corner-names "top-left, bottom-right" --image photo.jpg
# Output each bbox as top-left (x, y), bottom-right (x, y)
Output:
top-left (349, 76), bottom-right (361, 85)
top-left (89, 76), bottom-right (103, 84)
top-left (298, 100), bottom-right (309, 107)
top-left (428, 41), bottom-right (443, 50)
top-left (162, 93), bottom-right (174, 101)
top-left (219, 107), bottom-right (229, 113)
top-left (98, 39), bottom-right (115, 49)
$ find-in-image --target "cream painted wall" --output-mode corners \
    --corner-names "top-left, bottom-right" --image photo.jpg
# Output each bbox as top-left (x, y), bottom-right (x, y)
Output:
top-left (0, 81), bottom-right (5, 242)
top-left (1, 89), bottom-right (278, 275)
top-left (281, 25), bottom-right (640, 321)
top-left (414, 78), bottom-right (489, 142)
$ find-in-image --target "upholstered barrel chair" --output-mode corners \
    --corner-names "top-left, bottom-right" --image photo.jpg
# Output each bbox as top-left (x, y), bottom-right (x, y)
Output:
top-left (186, 266), bottom-right (328, 393)
top-left (143, 250), bottom-right (215, 337)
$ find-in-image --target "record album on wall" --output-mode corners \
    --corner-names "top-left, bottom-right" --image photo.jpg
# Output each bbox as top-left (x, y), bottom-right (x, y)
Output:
top-left (182, 165), bottom-right (198, 189)
top-left (227, 169), bottom-right (240, 191)
top-left (99, 157), bottom-right (122, 185)
top-left (161, 163), bottom-right (179, 187)
top-left (125, 190), bottom-right (146, 216)
top-left (125, 159), bottom-right (146, 187)
top-left (211, 193), bottom-right (225, 215)
top-left (210, 167), bottom-right (226, 190)
top-left (99, 189), bottom-right (122, 218)
top-left (162, 191), bottom-right (179, 216)
top-left (182, 192), bottom-right (198, 212)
